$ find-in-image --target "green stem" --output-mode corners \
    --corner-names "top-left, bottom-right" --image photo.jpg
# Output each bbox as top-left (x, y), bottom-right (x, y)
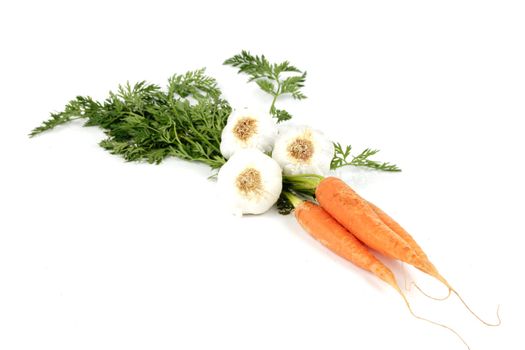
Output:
top-left (283, 191), bottom-right (303, 208)
top-left (283, 174), bottom-right (324, 181)
top-left (188, 123), bottom-right (221, 154)
top-left (283, 174), bottom-right (324, 193)
top-left (282, 174), bottom-right (325, 202)
top-left (269, 81), bottom-right (281, 115)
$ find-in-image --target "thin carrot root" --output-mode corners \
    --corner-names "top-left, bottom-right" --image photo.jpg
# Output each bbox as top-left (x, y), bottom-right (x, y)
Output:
top-left (421, 268), bottom-right (501, 325)
top-left (428, 270), bottom-right (501, 326)
top-left (451, 289), bottom-right (501, 327)
top-left (394, 287), bottom-right (470, 350)
top-left (412, 282), bottom-right (452, 301)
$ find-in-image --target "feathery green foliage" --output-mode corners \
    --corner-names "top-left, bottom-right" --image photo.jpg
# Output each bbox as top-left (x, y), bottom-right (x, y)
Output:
top-left (331, 142), bottom-right (401, 172)
top-left (30, 69), bottom-right (231, 168)
top-left (224, 50), bottom-right (306, 122)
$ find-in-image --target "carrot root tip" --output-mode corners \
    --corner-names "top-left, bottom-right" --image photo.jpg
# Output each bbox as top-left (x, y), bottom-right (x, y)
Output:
top-left (452, 289), bottom-right (502, 327)
top-left (398, 291), bottom-right (471, 350)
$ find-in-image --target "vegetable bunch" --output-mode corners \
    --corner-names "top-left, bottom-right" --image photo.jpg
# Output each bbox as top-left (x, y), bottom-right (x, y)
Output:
top-left (31, 51), bottom-right (499, 350)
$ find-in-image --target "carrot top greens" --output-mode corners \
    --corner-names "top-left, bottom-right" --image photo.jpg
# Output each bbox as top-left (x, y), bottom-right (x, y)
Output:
top-left (330, 143), bottom-right (401, 172)
top-left (224, 50), bottom-right (307, 122)
top-left (30, 51), bottom-right (400, 173)
top-left (30, 69), bottom-right (231, 168)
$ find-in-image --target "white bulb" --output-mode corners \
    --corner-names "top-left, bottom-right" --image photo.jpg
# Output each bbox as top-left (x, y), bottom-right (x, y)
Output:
top-left (272, 125), bottom-right (334, 175)
top-left (220, 108), bottom-right (277, 159)
top-left (217, 148), bottom-right (283, 215)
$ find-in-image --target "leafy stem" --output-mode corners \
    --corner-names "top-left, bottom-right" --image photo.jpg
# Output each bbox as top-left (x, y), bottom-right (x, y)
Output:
top-left (224, 50), bottom-right (306, 122)
top-left (331, 142), bottom-right (401, 172)
top-left (269, 81), bottom-right (280, 114)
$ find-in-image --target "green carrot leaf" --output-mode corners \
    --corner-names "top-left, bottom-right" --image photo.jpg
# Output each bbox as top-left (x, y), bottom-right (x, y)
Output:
top-left (256, 80), bottom-right (276, 96)
top-left (224, 50), bottom-right (307, 122)
top-left (271, 108), bottom-right (292, 123)
top-left (331, 142), bottom-right (401, 172)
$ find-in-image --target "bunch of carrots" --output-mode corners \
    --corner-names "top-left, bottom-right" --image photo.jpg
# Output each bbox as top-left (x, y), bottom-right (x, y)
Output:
top-left (30, 50), bottom-right (501, 349)
top-left (283, 175), bottom-right (500, 349)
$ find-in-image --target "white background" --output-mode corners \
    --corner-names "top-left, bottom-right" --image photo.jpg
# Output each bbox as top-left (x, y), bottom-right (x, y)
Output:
top-left (1, 1), bottom-right (524, 349)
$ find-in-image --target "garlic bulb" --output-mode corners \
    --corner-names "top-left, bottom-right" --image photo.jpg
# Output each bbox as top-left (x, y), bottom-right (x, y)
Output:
top-left (217, 148), bottom-right (283, 215)
top-left (272, 125), bottom-right (334, 175)
top-left (220, 108), bottom-right (277, 159)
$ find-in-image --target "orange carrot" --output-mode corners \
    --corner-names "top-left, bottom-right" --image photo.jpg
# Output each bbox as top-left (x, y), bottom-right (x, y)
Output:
top-left (315, 177), bottom-right (430, 272)
top-left (290, 196), bottom-right (469, 348)
top-left (295, 200), bottom-right (400, 290)
top-left (315, 177), bottom-right (499, 326)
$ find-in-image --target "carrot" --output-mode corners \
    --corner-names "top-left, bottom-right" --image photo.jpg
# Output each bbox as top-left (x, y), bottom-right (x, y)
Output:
top-left (315, 176), bottom-right (499, 326)
top-left (315, 177), bottom-right (430, 271)
top-left (286, 193), bottom-right (469, 349)
top-left (295, 200), bottom-right (400, 290)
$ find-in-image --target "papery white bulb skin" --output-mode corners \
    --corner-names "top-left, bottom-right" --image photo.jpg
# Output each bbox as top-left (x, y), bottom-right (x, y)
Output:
top-left (272, 125), bottom-right (334, 176)
top-left (220, 108), bottom-right (277, 159)
top-left (217, 148), bottom-right (283, 216)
